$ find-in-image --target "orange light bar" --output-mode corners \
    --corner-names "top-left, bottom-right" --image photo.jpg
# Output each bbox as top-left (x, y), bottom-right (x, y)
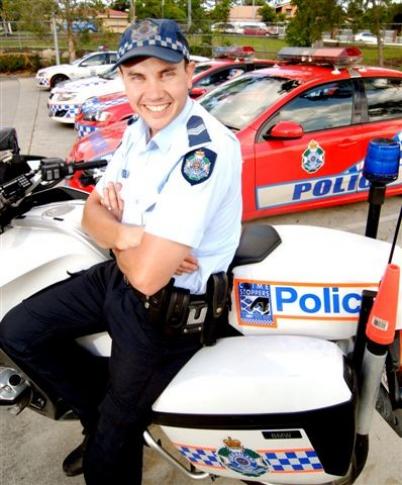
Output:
top-left (277, 46), bottom-right (363, 66)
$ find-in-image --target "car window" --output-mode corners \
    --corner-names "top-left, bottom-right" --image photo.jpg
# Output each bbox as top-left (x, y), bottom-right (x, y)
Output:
top-left (193, 63), bottom-right (214, 75)
top-left (273, 80), bottom-right (354, 132)
top-left (108, 53), bottom-right (117, 63)
top-left (195, 67), bottom-right (246, 87)
top-left (80, 54), bottom-right (106, 67)
top-left (200, 74), bottom-right (296, 130)
top-left (363, 77), bottom-right (402, 121)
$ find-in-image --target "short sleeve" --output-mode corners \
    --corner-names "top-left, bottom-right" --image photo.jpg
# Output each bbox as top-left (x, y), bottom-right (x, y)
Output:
top-left (145, 137), bottom-right (242, 248)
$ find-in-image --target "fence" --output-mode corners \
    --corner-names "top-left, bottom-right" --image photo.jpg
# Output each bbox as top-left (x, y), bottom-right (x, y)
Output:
top-left (1, 20), bottom-right (402, 69)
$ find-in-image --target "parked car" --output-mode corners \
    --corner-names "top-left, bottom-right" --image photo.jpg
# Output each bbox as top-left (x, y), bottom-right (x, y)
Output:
top-left (74, 53), bottom-right (276, 137)
top-left (48, 67), bottom-right (123, 124)
top-left (36, 51), bottom-right (117, 89)
top-left (354, 32), bottom-right (378, 45)
top-left (67, 47), bottom-right (402, 221)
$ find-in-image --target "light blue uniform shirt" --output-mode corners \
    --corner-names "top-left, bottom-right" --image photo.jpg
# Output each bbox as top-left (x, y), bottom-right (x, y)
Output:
top-left (96, 98), bottom-right (242, 294)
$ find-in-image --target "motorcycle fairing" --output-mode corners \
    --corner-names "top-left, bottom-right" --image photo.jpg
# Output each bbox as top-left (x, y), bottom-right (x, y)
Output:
top-left (229, 225), bottom-right (402, 339)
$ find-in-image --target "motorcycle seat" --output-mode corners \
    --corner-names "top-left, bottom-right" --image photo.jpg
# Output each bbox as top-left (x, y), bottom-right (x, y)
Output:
top-left (231, 223), bottom-right (281, 267)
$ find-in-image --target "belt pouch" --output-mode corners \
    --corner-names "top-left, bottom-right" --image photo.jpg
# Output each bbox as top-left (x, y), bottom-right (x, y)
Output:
top-left (201, 272), bottom-right (229, 346)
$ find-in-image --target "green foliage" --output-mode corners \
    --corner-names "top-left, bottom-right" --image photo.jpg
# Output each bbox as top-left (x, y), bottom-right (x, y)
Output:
top-left (258, 4), bottom-right (277, 23)
top-left (209, 0), bottom-right (233, 24)
top-left (109, 0), bottom-right (129, 12)
top-left (0, 52), bottom-right (41, 72)
top-left (286, 0), bottom-right (345, 46)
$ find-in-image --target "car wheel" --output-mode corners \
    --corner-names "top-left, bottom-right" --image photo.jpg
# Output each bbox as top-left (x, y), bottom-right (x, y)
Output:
top-left (51, 74), bottom-right (69, 88)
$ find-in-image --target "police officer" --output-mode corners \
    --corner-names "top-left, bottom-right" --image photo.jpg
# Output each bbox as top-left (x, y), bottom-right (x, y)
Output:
top-left (0, 19), bottom-right (242, 485)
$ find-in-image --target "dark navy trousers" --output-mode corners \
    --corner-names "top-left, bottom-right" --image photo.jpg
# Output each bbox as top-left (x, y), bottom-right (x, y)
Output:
top-left (0, 260), bottom-right (201, 484)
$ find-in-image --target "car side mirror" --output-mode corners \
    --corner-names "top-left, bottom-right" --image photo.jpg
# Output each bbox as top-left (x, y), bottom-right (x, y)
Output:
top-left (190, 87), bottom-right (208, 99)
top-left (269, 121), bottom-right (304, 140)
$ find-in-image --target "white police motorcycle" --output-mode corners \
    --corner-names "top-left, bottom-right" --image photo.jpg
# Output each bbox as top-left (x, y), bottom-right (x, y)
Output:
top-left (0, 127), bottom-right (401, 485)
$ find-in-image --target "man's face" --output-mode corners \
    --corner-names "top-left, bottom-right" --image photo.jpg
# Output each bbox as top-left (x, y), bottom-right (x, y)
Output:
top-left (120, 57), bottom-right (195, 136)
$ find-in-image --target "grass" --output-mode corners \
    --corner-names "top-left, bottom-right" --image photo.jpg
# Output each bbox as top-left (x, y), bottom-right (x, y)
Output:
top-left (1, 31), bottom-right (401, 70)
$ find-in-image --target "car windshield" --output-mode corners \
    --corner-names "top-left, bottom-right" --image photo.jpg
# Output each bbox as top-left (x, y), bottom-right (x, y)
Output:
top-left (200, 74), bottom-right (298, 130)
top-left (72, 53), bottom-right (92, 65)
top-left (99, 67), bottom-right (118, 80)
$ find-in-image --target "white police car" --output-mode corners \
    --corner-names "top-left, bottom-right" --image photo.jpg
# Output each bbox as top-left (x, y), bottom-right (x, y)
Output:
top-left (36, 51), bottom-right (117, 90)
top-left (47, 67), bottom-right (124, 124)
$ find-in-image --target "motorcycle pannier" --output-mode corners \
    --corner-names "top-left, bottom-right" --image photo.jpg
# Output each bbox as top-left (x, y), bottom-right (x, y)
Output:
top-left (152, 335), bottom-right (355, 484)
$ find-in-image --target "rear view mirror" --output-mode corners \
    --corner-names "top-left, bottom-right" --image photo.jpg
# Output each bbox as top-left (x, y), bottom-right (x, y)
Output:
top-left (270, 121), bottom-right (304, 139)
top-left (190, 87), bottom-right (208, 99)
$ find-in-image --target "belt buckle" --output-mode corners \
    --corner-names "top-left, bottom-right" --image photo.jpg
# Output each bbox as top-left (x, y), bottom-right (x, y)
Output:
top-left (183, 300), bottom-right (208, 334)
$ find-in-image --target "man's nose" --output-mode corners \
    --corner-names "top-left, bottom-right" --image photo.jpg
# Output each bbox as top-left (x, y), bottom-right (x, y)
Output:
top-left (144, 77), bottom-right (164, 98)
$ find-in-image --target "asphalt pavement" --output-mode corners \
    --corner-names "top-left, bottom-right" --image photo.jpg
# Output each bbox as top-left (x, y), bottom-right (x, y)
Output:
top-left (0, 77), bottom-right (401, 485)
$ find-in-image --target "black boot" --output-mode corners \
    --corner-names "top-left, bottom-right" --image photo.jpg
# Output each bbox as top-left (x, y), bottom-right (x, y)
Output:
top-left (62, 433), bottom-right (89, 477)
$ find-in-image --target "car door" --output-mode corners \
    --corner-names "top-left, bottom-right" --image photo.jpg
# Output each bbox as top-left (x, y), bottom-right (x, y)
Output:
top-left (253, 79), bottom-right (365, 216)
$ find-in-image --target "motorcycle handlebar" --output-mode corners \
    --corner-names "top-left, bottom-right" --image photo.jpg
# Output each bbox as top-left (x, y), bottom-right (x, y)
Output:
top-left (41, 158), bottom-right (108, 182)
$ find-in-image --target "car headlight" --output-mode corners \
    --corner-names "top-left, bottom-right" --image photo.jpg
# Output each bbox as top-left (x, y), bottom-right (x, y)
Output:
top-left (37, 70), bottom-right (47, 77)
top-left (94, 111), bottom-right (111, 122)
top-left (57, 92), bottom-right (78, 102)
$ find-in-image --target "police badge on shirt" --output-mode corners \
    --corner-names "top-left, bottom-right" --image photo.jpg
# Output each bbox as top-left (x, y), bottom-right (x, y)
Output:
top-left (181, 147), bottom-right (216, 186)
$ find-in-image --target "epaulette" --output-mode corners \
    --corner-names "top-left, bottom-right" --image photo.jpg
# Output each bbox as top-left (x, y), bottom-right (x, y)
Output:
top-left (127, 114), bottom-right (139, 125)
top-left (187, 115), bottom-right (211, 146)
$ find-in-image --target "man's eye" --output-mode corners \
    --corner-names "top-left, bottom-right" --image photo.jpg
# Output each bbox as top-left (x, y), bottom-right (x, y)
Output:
top-left (163, 71), bottom-right (176, 79)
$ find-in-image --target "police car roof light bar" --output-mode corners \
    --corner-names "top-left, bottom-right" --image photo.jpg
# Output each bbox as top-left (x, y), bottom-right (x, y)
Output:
top-left (277, 46), bottom-right (363, 67)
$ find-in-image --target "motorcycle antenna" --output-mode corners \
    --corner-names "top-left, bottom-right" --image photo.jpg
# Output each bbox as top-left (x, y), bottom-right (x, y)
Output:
top-left (388, 204), bottom-right (402, 264)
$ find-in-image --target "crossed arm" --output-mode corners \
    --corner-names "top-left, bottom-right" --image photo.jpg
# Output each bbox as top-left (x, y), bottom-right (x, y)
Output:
top-left (82, 182), bottom-right (198, 295)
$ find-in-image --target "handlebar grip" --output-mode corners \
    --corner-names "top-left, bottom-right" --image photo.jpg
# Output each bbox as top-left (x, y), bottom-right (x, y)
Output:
top-left (74, 160), bottom-right (108, 171)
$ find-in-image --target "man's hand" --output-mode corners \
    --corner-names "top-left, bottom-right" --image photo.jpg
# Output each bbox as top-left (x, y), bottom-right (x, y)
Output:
top-left (101, 182), bottom-right (124, 221)
top-left (174, 254), bottom-right (198, 275)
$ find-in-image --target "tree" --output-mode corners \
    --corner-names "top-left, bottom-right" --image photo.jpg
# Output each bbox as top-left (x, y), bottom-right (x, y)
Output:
top-left (258, 3), bottom-right (277, 23)
top-left (286, 0), bottom-right (345, 46)
top-left (2, 0), bottom-right (105, 62)
top-left (348, 0), bottom-right (394, 66)
top-left (209, 0), bottom-right (234, 24)
top-left (109, 0), bottom-right (130, 12)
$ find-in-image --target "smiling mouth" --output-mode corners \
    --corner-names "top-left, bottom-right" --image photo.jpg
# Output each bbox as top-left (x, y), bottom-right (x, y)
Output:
top-left (145, 104), bottom-right (170, 113)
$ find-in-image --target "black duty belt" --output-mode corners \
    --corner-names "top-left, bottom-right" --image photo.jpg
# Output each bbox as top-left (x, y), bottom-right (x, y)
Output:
top-left (124, 275), bottom-right (208, 336)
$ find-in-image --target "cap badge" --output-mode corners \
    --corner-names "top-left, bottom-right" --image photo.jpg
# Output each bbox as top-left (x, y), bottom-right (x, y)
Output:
top-left (131, 20), bottom-right (158, 41)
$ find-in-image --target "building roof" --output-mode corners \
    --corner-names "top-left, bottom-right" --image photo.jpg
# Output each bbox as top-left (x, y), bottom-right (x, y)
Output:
top-left (99, 8), bottom-right (128, 19)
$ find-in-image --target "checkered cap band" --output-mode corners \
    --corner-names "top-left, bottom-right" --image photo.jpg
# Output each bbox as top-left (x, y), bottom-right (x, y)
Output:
top-left (117, 19), bottom-right (190, 64)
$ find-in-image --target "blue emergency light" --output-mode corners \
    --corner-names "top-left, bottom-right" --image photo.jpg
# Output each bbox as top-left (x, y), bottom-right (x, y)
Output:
top-left (363, 138), bottom-right (400, 184)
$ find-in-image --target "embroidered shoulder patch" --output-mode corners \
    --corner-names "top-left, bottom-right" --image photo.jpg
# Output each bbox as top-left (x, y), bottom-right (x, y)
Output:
top-left (182, 147), bottom-right (216, 185)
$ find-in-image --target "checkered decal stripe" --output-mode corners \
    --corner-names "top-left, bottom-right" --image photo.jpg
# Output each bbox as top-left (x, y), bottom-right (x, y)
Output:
top-left (118, 37), bottom-right (189, 60)
top-left (37, 78), bottom-right (50, 87)
top-left (175, 444), bottom-right (323, 474)
top-left (76, 124), bottom-right (97, 138)
top-left (82, 96), bottom-right (128, 116)
top-left (49, 103), bottom-right (80, 119)
top-left (263, 450), bottom-right (323, 472)
top-left (176, 445), bottom-right (224, 469)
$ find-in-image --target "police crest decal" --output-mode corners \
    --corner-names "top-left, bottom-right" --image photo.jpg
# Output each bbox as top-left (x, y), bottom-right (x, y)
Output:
top-left (217, 437), bottom-right (269, 477)
top-left (182, 147), bottom-right (216, 185)
top-left (302, 140), bottom-right (325, 174)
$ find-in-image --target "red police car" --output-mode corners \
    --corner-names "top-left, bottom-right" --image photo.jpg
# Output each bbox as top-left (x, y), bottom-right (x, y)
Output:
top-left (68, 47), bottom-right (402, 221)
top-left (74, 48), bottom-right (276, 137)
